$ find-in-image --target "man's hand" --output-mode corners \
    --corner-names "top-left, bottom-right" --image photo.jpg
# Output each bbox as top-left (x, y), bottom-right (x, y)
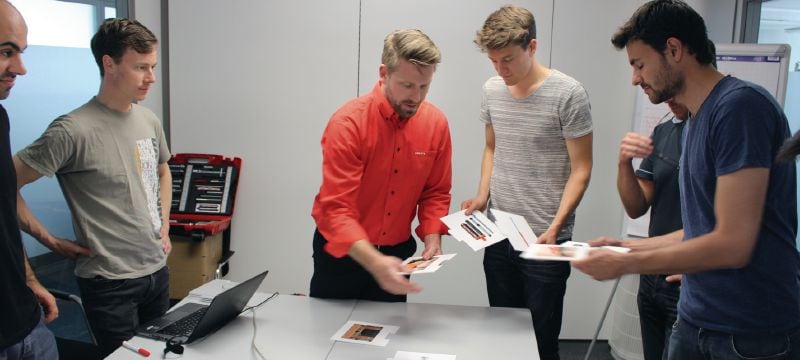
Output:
top-left (421, 234), bottom-right (442, 260)
top-left (46, 236), bottom-right (90, 259)
top-left (571, 249), bottom-right (630, 281)
top-left (160, 225), bottom-right (172, 255)
top-left (536, 228), bottom-right (559, 245)
top-left (460, 194), bottom-right (488, 215)
top-left (162, 235), bottom-right (172, 255)
top-left (665, 274), bottom-right (683, 283)
top-left (365, 254), bottom-right (422, 295)
top-left (27, 280), bottom-right (58, 323)
top-left (619, 132), bottom-right (653, 163)
top-left (587, 236), bottom-right (624, 248)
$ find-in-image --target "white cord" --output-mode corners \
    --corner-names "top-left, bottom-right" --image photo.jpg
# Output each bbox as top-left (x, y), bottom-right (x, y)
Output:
top-left (249, 292), bottom-right (279, 360)
top-left (251, 305), bottom-right (267, 360)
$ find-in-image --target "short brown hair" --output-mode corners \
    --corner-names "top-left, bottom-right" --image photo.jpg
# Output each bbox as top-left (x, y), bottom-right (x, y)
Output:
top-left (475, 5), bottom-right (536, 52)
top-left (91, 18), bottom-right (157, 77)
top-left (381, 29), bottom-right (441, 73)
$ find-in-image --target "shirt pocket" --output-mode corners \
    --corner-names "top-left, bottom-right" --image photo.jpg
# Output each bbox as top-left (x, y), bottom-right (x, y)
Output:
top-left (408, 150), bottom-right (438, 182)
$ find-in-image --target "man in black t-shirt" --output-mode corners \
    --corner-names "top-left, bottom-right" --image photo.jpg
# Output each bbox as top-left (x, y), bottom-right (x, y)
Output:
top-left (0, 1), bottom-right (58, 358)
top-left (611, 99), bottom-right (688, 360)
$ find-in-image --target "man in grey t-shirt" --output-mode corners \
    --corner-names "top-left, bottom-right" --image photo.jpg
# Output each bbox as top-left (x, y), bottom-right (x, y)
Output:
top-left (14, 19), bottom-right (171, 357)
top-left (463, 6), bottom-right (593, 360)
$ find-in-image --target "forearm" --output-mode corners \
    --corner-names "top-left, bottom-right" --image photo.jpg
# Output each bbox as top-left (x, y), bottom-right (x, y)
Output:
top-left (158, 165), bottom-right (172, 233)
top-left (17, 194), bottom-right (54, 245)
top-left (23, 250), bottom-right (41, 287)
top-left (475, 147), bottom-right (494, 199)
top-left (617, 160), bottom-right (649, 218)
top-left (620, 230), bottom-right (682, 251)
top-left (347, 239), bottom-right (382, 270)
top-left (549, 168), bottom-right (591, 234)
top-left (629, 229), bottom-right (751, 275)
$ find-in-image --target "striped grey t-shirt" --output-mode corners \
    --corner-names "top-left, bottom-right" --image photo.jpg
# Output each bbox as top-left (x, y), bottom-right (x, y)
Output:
top-left (480, 70), bottom-right (592, 240)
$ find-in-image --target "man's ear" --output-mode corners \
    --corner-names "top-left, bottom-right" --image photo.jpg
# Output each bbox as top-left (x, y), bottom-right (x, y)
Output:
top-left (102, 55), bottom-right (115, 75)
top-left (665, 37), bottom-right (684, 62)
top-left (379, 63), bottom-right (388, 81)
top-left (528, 38), bottom-right (537, 56)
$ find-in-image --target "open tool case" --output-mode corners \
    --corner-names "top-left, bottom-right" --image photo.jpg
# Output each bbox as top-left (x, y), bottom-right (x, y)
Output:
top-left (167, 153), bottom-right (242, 299)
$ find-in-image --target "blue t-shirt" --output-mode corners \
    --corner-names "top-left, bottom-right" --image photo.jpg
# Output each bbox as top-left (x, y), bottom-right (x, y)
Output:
top-left (679, 76), bottom-right (800, 335)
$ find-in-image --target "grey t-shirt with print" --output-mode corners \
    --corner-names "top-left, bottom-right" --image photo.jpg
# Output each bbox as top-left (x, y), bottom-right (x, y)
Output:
top-left (17, 97), bottom-right (170, 279)
top-left (481, 70), bottom-right (593, 240)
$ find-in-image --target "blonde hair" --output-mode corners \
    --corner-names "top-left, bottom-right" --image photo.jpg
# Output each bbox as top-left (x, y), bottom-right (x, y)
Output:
top-left (382, 29), bottom-right (441, 72)
top-left (474, 5), bottom-right (536, 52)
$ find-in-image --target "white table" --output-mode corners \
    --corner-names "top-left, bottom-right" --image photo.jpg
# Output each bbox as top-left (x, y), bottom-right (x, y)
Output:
top-left (108, 280), bottom-right (538, 359)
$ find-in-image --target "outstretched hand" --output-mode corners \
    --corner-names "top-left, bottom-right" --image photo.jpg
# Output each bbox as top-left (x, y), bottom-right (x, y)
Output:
top-left (366, 255), bottom-right (422, 295)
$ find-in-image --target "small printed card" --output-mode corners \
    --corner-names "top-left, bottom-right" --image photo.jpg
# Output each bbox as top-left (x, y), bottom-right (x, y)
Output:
top-left (331, 321), bottom-right (398, 347)
top-left (519, 244), bottom-right (591, 261)
top-left (520, 242), bottom-right (632, 261)
top-left (399, 254), bottom-right (456, 275)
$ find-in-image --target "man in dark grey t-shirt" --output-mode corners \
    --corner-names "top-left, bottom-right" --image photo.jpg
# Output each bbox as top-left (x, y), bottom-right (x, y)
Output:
top-left (14, 19), bottom-right (171, 357)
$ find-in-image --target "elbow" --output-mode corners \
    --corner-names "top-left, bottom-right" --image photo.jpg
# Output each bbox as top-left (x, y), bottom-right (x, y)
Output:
top-left (725, 250), bottom-right (754, 269)
top-left (624, 207), bottom-right (647, 219)
top-left (719, 238), bottom-right (757, 269)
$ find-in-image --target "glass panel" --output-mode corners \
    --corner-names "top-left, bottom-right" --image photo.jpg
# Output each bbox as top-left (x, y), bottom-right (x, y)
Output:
top-left (6, 0), bottom-right (112, 257)
top-left (12, 0), bottom-right (95, 48)
top-left (105, 6), bottom-right (116, 19)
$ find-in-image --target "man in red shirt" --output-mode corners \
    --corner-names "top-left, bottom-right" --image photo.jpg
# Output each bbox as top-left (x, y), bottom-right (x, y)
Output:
top-left (310, 29), bottom-right (452, 302)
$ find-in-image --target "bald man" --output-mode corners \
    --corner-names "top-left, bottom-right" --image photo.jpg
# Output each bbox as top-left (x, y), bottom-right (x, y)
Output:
top-left (0, 1), bottom-right (59, 359)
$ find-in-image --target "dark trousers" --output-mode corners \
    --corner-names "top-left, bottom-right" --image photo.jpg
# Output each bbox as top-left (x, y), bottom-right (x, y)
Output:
top-left (668, 317), bottom-right (800, 360)
top-left (483, 239), bottom-right (571, 360)
top-left (638, 274), bottom-right (680, 360)
top-left (77, 266), bottom-right (170, 358)
top-left (309, 229), bottom-right (416, 302)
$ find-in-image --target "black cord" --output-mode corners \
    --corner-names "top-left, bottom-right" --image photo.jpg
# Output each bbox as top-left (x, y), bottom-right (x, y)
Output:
top-left (240, 291), bottom-right (279, 314)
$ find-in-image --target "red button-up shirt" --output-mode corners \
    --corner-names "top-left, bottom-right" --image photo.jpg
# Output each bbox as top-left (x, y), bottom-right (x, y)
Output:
top-left (312, 81), bottom-right (452, 258)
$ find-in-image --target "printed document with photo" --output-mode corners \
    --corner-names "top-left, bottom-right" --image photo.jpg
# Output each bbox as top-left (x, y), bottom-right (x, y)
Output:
top-left (520, 244), bottom-right (591, 261)
top-left (399, 254), bottom-right (456, 275)
top-left (331, 320), bottom-right (398, 346)
top-left (440, 210), bottom-right (505, 251)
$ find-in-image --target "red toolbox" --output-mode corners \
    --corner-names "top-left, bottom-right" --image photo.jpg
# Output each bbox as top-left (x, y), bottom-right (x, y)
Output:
top-left (166, 153), bottom-right (241, 299)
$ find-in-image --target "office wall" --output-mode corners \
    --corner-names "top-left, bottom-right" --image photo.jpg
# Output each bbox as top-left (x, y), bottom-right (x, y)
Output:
top-left (166, 0), bottom-right (736, 340)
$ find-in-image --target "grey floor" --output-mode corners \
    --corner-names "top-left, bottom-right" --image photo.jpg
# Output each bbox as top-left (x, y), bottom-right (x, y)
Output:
top-left (560, 340), bottom-right (616, 360)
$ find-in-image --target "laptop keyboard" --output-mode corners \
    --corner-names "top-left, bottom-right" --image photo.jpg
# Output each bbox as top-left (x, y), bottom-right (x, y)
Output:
top-left (159, 307), bottom-right (209, 337)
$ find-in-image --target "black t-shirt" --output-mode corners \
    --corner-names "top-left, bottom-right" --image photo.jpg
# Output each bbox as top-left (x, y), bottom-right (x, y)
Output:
top-left (0, 104), bottom-right (40, 349)
top-left (636, 118), bottom-right (685, 237)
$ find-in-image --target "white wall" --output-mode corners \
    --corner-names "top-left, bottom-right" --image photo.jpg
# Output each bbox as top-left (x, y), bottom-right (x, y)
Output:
top-left (162, 0), bottom-right (736, 341)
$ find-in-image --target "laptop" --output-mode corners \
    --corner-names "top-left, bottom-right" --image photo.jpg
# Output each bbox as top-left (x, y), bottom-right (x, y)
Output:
top-left (136, 270), bottom-right (268, 344)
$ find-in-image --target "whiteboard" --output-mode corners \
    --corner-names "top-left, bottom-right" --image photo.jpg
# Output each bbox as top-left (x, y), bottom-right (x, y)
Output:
top-left (625, 43), bottom-right (792, 237)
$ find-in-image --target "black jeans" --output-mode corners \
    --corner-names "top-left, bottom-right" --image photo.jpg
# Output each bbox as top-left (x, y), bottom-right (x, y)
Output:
top-left (484, 239), bottom-right (571, 360)
top-left (77, 266), bottom-right (170, 358)
top-left (638, 274), bottom-right (680, 360)
top-left (309, 229), bottom-right (416, 302)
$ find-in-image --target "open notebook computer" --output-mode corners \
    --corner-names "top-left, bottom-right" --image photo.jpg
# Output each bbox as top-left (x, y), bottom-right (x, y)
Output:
top-left (136, 270), bottom-right (268, 344)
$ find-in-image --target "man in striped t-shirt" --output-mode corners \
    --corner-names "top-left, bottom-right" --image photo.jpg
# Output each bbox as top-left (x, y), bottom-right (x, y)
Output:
top-left (462, 5), bottom-right (593, 360)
